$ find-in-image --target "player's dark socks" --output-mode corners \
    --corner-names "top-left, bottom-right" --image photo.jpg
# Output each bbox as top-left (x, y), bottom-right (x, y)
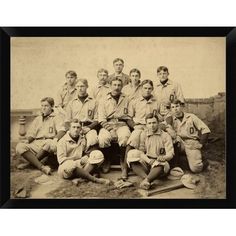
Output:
top-left (146, 166), bottom-right (163, 183)
top-left (21, 151), bottom-right (43, 170)
top-left (83, 163), bottom-right (96, 173)
top-left (131, 162), bottom-right (148, 179)
top-left (74, 167), bottom-right (98, 182)
top-left (36, 149), bottom-right (49, 161)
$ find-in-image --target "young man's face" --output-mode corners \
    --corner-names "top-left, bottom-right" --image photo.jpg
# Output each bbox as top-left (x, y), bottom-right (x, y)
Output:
top-left (66, 74), bottom-right (77, 86)
top-left (130, 72), bottom-right (140, 84)
top-left (97, 71), bottom-right (108, 82)
top-left (110, 80), bottom-right (122, 96)
top-left (41, 101), bottom-right (53, 116)
top-left (157, 70), bottom-right (169, 82)
top-left (146, 117), bottom-right (159, 133)
top-left (113, 60), bottom-right (124, 74)
top-left (142, 83), bottom-right (153, 97)
top-left (69, 122), bottom-right (81, 138)
top-left (76, 81), bottom-right (87, 97)
top-left (171, 103), bottom-right (183, 117)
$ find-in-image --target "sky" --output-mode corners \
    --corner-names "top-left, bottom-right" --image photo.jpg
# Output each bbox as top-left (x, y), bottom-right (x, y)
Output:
top-left (11, 37), bottom-right (225, 109)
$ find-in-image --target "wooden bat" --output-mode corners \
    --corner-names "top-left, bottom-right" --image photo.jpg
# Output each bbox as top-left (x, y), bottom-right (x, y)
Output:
top-left (146, 182), bottom-right (185, 196)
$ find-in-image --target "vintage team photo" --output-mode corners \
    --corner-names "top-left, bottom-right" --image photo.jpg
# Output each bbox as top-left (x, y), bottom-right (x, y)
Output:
top-left (10, 37), bottom-right (226, 199)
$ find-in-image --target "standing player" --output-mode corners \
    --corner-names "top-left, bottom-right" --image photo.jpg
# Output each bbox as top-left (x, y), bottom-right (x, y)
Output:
top-left (122, 68), bottom-right (142, 101)
top-left (91, 68), bottom-right (110, 103)
top-left (55, 70), bottom-right (78, 118)
top-left (107, 58), bottom-right (130, 86)
top-left (153, 66), bottom-right (185, 106)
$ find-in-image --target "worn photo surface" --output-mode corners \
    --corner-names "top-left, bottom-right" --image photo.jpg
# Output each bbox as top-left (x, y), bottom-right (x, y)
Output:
top-left (11, 37), bottom-right (226, 199)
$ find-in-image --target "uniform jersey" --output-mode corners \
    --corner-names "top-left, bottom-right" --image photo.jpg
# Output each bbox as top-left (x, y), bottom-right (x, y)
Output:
top-left (153, 79), bottom-right (184, 105)
top-left (107, 73), bottom-right (130, 86)
top-left (128, 95), bottom-right (159, 125)
top-left (98, 92), bottom-right (130, 123)
top-left (172, 112), bottom-right (211, 140)
top-left (122, 83), bottom-right (142, 101)
top-left (57, 131), bottom-right (88, 165)
top-left (56, 83), bottom-right (78, 109)
top-left (65, 96), bottom-right (97, 123)
top-left (91, 83), bottom-right (110, 103)
top-left (138, 129), bottom-right (174, 160)
top-left (27, 112), bottom-right (65, 139)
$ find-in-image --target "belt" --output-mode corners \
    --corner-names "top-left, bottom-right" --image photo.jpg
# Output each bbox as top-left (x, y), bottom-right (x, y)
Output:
top-left (107, 118), bottom-right (127, 122)
top-left (181, 137), bottom-right (199, 141)
top-left (80, 121), bottom-right (92, 126)
top-left (35, 137), bottom-right (53, 140)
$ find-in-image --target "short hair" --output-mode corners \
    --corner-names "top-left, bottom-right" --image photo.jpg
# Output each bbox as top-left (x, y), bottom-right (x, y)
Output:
top-left (113, 58), bottom-right (124, 65)
top-left (157, 66), bottom-right (169, 74)
top-left (170, 99), bottom-right (182, 105)
top-left (40, 97), bottom-right (54, 107)
top-left (161, 101), bottom-right (171, 109)
top-left (141, 79), bottom-right (153, 88)
top-left (65, 70), bottom-right (77, 78)
top-left (77, 78), bottom-right (88, 88)
top-left (70, 118), bottom-right (81, 126)
top-left (110, 77), bottom-right (123, 86)
top-left (97, 68), bottom-right (108, 77)
top-left (129, 68), bottom-right (141, 77)
top-left (145, 113), bottom-right (159, 123)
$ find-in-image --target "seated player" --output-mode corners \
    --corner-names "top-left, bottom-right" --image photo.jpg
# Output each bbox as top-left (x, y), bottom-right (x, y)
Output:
top-left (57, 119), bottom-right (110, 185)
top-left (122, 68), bottom-right (142, 101)
top-left (170, 99), bottom-right (211, 173)
top-left (98, 77), bottom-right (131, 177)
top-left (127, 113), bottom-right (174, 190)
top-left (15, 97), bottom-right (66, 175)
top-left (65, 79), bottom-right (98, 150)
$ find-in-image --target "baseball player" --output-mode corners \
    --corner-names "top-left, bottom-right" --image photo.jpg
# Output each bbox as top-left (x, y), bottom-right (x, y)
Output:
top-left (15, 97), bottom-right (66, 175)
top-left (98, 77), bottom-right (131, 176)
top-left (65, 79), bottom-right (98, 149)
top-left (57, 119), bottom-right (110, 185)
top-left (170, 99), bottom-right (211, 173)
top-left (107, 58), bottom-right (130, 86)
top-left (127, 113), bottom-right (174, 190)
top-left (55, 70), bottom-right (78, 118)
top-left (122, 68), bottom-right (142, 101)
top-left (153, 66), bottom-right (185, 106)
top-left (90, 68), bottom-right (110, 103)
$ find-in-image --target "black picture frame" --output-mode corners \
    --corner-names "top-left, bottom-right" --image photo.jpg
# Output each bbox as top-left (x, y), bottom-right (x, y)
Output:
top-left (1, 27), bottom-right (236, 208)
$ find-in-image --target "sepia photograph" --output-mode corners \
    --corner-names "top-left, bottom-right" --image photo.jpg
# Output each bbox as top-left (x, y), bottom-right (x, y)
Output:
top-left (9, 34), bottom-right (226, 200)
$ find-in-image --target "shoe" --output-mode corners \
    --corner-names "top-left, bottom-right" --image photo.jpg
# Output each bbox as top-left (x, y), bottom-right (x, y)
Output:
top-left (96, 178), bottom-right (111, 185)
top-left (140, 178), bottom-right (151, 190)
top-left (40, 165), bottom-right (52, 175)
top-left (101, 159), bottom-right (111, 173)
top-left (17, 162), bottom-right (30, 170)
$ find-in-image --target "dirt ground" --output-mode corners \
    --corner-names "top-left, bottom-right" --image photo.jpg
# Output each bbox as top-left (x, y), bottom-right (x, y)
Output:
top-left (10, 134), bottom-right (225, 199)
